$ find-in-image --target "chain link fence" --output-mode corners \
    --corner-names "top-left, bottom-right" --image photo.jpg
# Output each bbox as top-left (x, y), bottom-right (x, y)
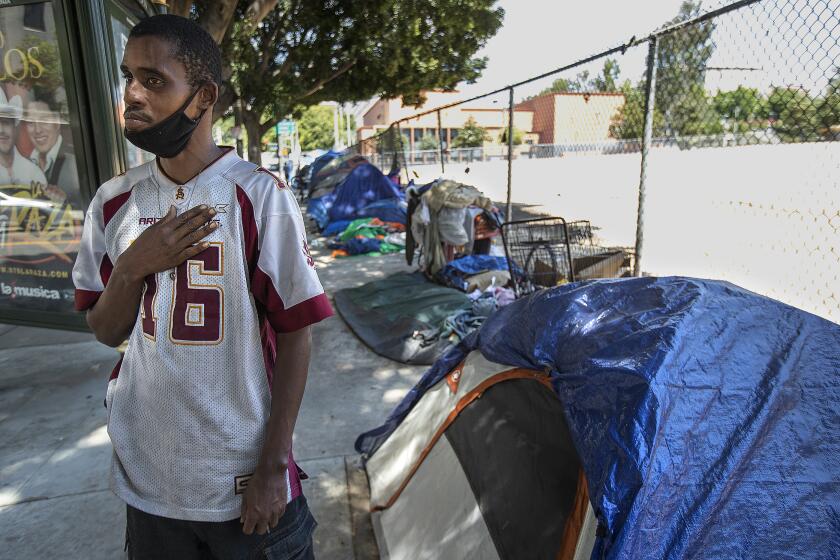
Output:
top-left (343, 0), bottom-right (839, 323)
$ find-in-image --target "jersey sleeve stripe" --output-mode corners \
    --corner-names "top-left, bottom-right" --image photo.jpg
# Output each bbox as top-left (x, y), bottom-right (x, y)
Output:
top-left (289, 451), bottom-right (303, 500)
top-left (236, 184), bottom-right (259, 275)
top-left (109, 356), bottom-right (123, 381)
top-left (251, 267), bottom-right (333, 332)
top-left (103, 189), bottom-right (133, 228)
top-left (73, 254), bottom-right (113, 311)
top-left (74, 289), bottom-right (102, 311)
top-left (255, 167), bottom-right (287, 190)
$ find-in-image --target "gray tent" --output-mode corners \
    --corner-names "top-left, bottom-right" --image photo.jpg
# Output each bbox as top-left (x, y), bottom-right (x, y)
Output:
top-left (365, 351), bottom-right (598, 559)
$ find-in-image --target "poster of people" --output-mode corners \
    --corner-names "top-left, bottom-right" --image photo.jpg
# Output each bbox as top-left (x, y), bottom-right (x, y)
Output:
top-left (0, 2), bottom-right (82, 315)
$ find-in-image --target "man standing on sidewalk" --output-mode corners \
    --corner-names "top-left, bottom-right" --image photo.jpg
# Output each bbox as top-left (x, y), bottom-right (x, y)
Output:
top-left (72, 14), bottom-right (332, 559)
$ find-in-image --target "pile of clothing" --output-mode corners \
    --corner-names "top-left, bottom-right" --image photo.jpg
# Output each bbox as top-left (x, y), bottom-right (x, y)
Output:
top-left (413, 280), bottom-right (516, 345)
top-left (328, 218), bottom-right (406, 257)
top-left (407, 179), bottom-right (501, 275)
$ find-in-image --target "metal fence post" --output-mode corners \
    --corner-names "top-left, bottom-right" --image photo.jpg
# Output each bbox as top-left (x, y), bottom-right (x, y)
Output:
top-left (506, 86), bottom-right (515, 221)
top-left (437, 110), bottom-right (445, 174)
top-left (395, 122), bottom-right (406, 185)
top-left (399, 121), bottom-right (412, 183)
top-left (633, 37), bottom-right (658, 277)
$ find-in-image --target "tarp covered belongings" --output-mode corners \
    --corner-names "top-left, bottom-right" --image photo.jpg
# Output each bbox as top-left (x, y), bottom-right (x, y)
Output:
top-left (306, 195), bottom-right (332, 230)
top-left (309, 150), bottom-right (341, 179)
top-left (308, 151), bottom-right (368, 199)
top-left (334, 272), bottom-right (471, 364)
top-left (438, 255), bottom-right (515, 291)
top-left (357, 277), bottom-right (840, 559)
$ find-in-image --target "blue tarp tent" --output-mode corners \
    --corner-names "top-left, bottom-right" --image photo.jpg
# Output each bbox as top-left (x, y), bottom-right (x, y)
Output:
top-left (305, 194), bottom-right (333, 230)
top-left (308, 150), bottom-right (341, 183)
top-left (327, 162), bottom-right (404, 224)
top-left (357, 277), bottom-right (840, 559)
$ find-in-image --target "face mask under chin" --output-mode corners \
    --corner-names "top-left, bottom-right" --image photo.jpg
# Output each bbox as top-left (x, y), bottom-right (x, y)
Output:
top-left (124, 86), bottom-right (206, 159)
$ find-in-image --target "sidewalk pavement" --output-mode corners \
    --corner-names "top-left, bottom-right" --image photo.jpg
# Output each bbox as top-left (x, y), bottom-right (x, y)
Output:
top-left (0, 248), bottom-right (425, 559)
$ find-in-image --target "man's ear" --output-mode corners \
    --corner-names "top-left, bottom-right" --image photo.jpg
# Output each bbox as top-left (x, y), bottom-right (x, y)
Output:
top-left (198, 82), bottom-right (218, 110)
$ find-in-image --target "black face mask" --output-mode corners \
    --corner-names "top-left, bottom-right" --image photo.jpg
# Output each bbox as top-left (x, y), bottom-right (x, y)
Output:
top-left (124, 87), bottom-right (205, 159)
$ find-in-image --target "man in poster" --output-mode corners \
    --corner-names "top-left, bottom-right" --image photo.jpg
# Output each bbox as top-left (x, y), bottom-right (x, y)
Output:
top-left (25, 94), bottom-right (79, 207)
top-left (0, 88), bottom-right (47, 188)
top-left (0, 85), bottom-right (78, 313)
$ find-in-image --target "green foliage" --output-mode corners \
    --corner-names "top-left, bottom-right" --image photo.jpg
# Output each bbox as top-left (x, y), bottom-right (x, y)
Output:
top-left (604, 3), bottom-right (839, 144)
top-left (611, 2), bottom-right (717, 140)
top-left (538, 78), bottom-right (574, 95)
top-left (499, 126), bottom-right (524, 145)
top-left (655, 1), bottom-right (715, 119)
top-left (261, 127), bottom-right (277, 150)
top-left (592, 59), bottom-right (621, 93)
top-left (417, 134), bottom-right (440, 151)
top-left (710, 87), bottom-right (770, 134)
top-left (768, 87), bottom-right (821, 142)
top-left (297, 105), bottom-right (335, 152)
top-left (609, 80), bottom-right (664, 139)
top-left (450, 117), bottom-right (489, 148)
top-left (817, 67), bottom-right (840, 137)
top-left (670, 83), bottom-right (723, 136)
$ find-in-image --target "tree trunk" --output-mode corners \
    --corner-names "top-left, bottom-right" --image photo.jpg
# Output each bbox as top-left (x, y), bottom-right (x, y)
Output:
top-left (196, 0), bottom-right (239, 43)
top-left (168, 0), bottom-right (192, 17)
top-left (243, 110), bottom-right (264, 164)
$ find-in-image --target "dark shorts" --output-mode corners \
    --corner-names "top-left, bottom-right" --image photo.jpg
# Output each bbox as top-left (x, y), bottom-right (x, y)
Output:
top-left (126, 496), bottom-right (317, 560)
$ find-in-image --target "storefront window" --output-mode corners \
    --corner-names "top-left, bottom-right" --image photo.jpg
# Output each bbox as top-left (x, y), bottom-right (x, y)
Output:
top-left (108, 2), bottom-right (153, 170)
top-left (0, 1), bottom-right (83, 315)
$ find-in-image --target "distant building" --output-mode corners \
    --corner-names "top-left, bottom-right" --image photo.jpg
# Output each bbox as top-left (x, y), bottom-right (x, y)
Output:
top-left (358, 90), bottom-right (626, 150)
top-left (357, 90), bottom-right (536, 150)
top-left (515, 92), bottom-right (625, 145)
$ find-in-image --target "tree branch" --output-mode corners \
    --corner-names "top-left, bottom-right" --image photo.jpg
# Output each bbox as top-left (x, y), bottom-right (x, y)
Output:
top-left (297, 60), bottom-right (357, 102)
top-left (259, 119), bottom-right (276, 136)
top-left (257, 21), bottom-right (287, 75)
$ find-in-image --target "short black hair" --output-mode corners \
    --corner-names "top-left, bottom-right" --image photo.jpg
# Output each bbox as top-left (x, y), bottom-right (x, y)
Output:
top-left (129, 14), bottom-right (222, 89)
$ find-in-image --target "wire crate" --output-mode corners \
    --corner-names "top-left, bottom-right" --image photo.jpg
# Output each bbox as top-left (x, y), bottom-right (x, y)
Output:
top-left (501, 217), bottom-right (575, 297)
top-left (502, 217), bottom-right (633, 297)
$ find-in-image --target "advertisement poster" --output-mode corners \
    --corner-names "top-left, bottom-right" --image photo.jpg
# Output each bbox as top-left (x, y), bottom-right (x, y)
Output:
top-left (0, 2), bottom-right (82, 315)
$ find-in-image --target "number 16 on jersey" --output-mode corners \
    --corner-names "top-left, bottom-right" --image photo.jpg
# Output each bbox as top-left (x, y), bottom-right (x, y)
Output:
top-left (140, 242), bottom-right (225, 345)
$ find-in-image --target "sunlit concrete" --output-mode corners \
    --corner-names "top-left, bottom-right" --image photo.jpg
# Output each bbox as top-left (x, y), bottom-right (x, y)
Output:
top-left (0, 246), bottom-right (426, 559)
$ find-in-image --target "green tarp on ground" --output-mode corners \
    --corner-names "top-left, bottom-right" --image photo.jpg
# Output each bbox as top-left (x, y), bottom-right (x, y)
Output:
top-left (333, 272), bottom-right (471, 365)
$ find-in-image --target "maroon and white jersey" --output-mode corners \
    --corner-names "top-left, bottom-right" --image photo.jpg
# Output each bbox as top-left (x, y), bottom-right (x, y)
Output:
top-left (72, 148), bottom-right (332, 522)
